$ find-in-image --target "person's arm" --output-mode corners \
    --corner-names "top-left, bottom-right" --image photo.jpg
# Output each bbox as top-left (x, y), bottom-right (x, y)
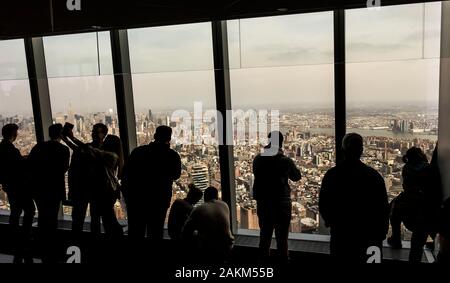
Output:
top-left (374, 173), bottom-right (390, 238)
top-left (288, 158), bottom-right (301, 182)
top-left (61, 128), bottom-right (86, 151)
top-left (181, 209), bottom-right (198, 242)
top-left (319, 171), bottom-right (332, 227)
top-left (171, 152), bottom-right (182, 181)
top-left (62, 147), bottom-right (70, 174)
top-left (61, 136), bottom-right (80, 151)
top-left (120, 149), bottom-right (138, 202)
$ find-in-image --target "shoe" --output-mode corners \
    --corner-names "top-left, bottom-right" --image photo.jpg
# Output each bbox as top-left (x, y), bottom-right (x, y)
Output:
top-left (387, 237), bottom-right (402, 249)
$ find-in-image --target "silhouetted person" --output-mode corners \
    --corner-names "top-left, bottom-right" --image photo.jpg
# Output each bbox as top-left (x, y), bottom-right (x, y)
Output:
top-left (63, 125), bottom-right (123, 239)
top-left (90, 134), bottom-right (124, 238)
top-left (182, 187), bottom-right (234, 263)
top-left (252, 131), bottom-right (301, 263)
top-left (437, 198), bottom-right (450, 263)
top-left (168, 184), bottom-right (203, 241)
top-left (28, 124), bottom-right (70, 263)
top-left (388, 146), bottom-right (442, 262)
top-left (67, 123), bottom-right (108, 238)
top-left (0, 124), bottom-right (35, 263)
top-left (319, 133), bottom-right (389, 262)
top-left (122, 125), bottom-right (181, 241)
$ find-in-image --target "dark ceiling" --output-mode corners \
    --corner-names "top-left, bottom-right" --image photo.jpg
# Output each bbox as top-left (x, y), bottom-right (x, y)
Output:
top-left (0, 0), bottom-right (442, 39)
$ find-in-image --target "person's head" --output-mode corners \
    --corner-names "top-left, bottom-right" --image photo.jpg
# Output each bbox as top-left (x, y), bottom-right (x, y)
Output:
top-left (2, 124), bottom-right (19, 142)
top-left (103, 135), bottom-right (122, 156)
top-left (49, 123), bottom-right (63, 141)
top-left (204, 186), bottom-right (219, 202)
top-left (186, 184), bottom-right (203, 205)
top-left (403, 147), bottom-right (428, 164)
top-left (154, 125), bottom-right (172, 144)
top-left (342, 133), bottom-right (364, 160)
top-left (267, 131), bottom-right (284, 148)
top-left (91, 123), bottom-right (108, 145)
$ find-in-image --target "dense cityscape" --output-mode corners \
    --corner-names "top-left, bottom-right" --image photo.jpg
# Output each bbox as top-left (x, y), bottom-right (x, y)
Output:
top-left (0, 105), bottom-right (438, 240)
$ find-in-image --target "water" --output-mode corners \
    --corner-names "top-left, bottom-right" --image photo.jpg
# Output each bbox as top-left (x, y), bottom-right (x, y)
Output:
top-left (299, 127), bottom-right (438, 141)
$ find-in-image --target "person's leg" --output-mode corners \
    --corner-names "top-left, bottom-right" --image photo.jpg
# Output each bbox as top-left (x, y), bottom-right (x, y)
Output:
top-left (21, 197), bottom-right (36, 264)
top-left (42, 200), bottom-right (61, 263)
top-left (71, 198), bottom-right (88, 238)
top-left (257, 202), bottom-right (274, 261)
top-left (21, 197), bottom-right (36, 238)
top-left (7, 192), bottom-right (21, 230)
top-left (8, 193), bottom-right (24, 263)
top-left (274, 202), bottom-right (291, 263)
top-left (126, 200), bottom-right (146, 239)
top-left (101, 199), bottom-right (123, 239)
top-left (89, 200), bottom-right (102, 237)
top-left (388, 198), bottom-right (403, 248)
top-left (36, 199), bottom-right (52, 263)
top-left (126, 200), bottom-right (147, 262)
top-left (409, 230), bottom-right (428, 262)
top-left (149, 205), bottom-right (169, 240)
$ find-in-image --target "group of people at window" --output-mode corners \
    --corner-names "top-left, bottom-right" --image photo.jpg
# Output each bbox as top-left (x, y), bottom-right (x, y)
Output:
top-left (0, 123), bottom-right (233, 263)
top-left (0, 121), bottom-right (449, 264)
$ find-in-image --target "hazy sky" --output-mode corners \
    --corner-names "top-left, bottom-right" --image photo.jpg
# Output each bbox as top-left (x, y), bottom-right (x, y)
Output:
top-left (0, 2), bottom-right (442, 116)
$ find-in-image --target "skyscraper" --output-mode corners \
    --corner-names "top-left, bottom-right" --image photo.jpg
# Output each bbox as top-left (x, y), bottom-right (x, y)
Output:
top-left (191, 163), bottom-right (209, 204)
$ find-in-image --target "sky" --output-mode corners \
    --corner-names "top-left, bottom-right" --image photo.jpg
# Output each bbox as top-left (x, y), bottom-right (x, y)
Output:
top-left (0, 2), bottom-right (442, 116)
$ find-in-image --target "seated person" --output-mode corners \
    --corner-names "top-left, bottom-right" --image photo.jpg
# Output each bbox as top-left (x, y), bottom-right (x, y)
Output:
top-left (168, 184), bottom-right (203, 241)
top-left (182, 187), bottom-right (234, 263)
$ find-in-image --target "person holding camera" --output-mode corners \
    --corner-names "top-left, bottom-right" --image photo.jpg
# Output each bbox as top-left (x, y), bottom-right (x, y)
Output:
top-left (62, 122), bottom-right (123, 241)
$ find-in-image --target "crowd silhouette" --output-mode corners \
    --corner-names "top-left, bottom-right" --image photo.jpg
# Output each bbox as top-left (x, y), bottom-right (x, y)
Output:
top-left (0, 123), bottom-right (448, 264)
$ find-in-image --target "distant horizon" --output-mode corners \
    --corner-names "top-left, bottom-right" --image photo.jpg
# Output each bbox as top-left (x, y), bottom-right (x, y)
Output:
top-left (0, 101), bottom-right (440, 118)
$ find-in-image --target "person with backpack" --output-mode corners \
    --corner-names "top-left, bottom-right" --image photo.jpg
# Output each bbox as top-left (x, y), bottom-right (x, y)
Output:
top-left (388, 146), bottom-right (442, 262)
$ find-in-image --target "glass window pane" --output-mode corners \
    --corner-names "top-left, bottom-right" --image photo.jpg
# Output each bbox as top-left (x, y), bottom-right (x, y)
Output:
top-left (43, 33), bottom-right (120, 218)
top-left (229, 12), bottom-right (335, 235)
top-left (228, 13), bottom-right (334, 69)
top-left (44, 32), bottom-right (113, 78)
top-left (0, 39), bottom-right (29, 80)
top-left (128, 23), bottom-right (220, 220)
top-left (346, 2), bottom-right (441, 241)
top-left (128, 23), bottom-right (214, 73)
top-left (346, 3), bottom-right (441, 62)
top-left (0, 39), bottom-right (36, 213)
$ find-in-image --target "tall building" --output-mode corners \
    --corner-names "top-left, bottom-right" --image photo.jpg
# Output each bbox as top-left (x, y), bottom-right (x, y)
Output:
top-left (191, 163), bottom-right (209, 204)
top-left (148, 109), bottom-right (153, 122)
top-left (240, 207), bottom-right (259, 230)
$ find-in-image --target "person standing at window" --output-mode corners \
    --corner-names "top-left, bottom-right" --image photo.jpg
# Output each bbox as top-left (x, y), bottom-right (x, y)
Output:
top-left (0, 124), bottom-right (36, 263)
top-left (319, 133), bottom-right (389, 263)
top-left (122, 125), bottom-right (181, 241)
top-left (67, 123), bottom-right (108, 239)
top-left (252, 131), bottom-right (301, 263)
top-left (28, 124), bottom-right (70, 263)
